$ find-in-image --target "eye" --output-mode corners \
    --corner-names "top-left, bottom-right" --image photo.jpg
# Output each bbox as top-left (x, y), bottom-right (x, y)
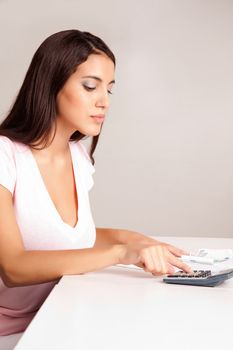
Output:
top-left (83, 84), bottom-right (96, 91)
top-left (108, 90), bottom-right (113, 95)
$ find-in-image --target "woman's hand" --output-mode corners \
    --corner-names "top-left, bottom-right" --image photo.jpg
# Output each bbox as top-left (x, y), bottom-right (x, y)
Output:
top-left (150, 240), bottom-right (191, 261)
top-left (118, 243), bottom-right (192, 275)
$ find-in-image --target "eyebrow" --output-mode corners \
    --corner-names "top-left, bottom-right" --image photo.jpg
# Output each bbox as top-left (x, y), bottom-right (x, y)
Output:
top-left (81, 75), bottom-right (115, 84)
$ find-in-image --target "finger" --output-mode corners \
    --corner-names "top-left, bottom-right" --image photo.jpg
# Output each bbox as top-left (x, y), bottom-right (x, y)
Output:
top-left (167, 264), bottom-right (175, 275)
top-left (154, 246), bottom-right (167, 275)
top-left (150, 246), bottom-right (171, 275)
top-left (141, 249), bottom-right (158, 273)
top-left (167, 253), bottom-right (193, 273)
top-left (166, 244), bottom-right (190, 257)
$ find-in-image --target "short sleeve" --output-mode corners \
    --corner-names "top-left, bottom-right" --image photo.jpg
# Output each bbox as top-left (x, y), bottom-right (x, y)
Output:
top-left (76, 142), bottom-right (95, 191)
top-left (0, 137), bottom-right (17, 194)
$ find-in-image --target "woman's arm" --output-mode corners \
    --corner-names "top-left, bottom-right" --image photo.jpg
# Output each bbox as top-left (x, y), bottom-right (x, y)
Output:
top-left (0, 186), bottom-right (191, 288)
top-left (95, 227), bottom-right (155, 246)
top-left (2, 246), bottom-right (123, 287)
top-left (0, 186), bottom-right (123, 287)
top-left (95, 228), bottom-right (187, 256)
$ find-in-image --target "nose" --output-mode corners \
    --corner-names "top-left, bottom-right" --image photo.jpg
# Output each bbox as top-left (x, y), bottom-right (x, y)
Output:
top-left (95, 89), bottom-right (110, 110)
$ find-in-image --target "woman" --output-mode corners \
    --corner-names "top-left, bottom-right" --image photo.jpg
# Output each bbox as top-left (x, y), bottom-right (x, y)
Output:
top-left (0, 29), bottom-right (191, 340)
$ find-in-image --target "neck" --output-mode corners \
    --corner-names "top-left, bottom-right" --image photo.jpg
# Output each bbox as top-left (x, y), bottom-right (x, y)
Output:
top-left (31, 120), bottom-right (77, 161)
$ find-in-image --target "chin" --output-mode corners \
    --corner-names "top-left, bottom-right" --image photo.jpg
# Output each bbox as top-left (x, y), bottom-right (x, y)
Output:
top-left (84, 126), bottom-right (102, 137)
top-left (87, 130), bottom-right (101, 137)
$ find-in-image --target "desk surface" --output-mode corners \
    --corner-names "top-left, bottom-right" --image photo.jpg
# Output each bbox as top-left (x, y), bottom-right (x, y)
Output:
top-left (15, 237), bottom-right (233, 350)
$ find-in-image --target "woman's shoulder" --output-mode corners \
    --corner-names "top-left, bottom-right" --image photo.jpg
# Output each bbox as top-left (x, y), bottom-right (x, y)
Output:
top-left (0, 135), bottom-right (15, 153)
top-left (0, 136), bottom-right (27, 153)
top-left (0, 135), bottom-right (13, 146)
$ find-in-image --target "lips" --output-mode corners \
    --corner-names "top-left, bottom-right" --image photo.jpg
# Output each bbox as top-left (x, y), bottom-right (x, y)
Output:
top-left (91, 115), bottom-right (105, 123)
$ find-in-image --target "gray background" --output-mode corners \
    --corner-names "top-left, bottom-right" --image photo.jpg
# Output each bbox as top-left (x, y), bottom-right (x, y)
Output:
top-left (0, 0), bottom-right (232, 237)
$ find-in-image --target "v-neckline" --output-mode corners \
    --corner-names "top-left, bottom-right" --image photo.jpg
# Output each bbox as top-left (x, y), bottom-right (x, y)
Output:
top-left (28, 143), bottom-right (80, 230)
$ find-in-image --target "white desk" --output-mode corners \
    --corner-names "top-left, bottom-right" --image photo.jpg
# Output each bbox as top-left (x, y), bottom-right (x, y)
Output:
top-left (15, 237), bottom-right (233, 350)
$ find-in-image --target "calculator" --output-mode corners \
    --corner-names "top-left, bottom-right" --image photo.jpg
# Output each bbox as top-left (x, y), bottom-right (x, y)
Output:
top-left (163, 268), bottom-right (233, 287)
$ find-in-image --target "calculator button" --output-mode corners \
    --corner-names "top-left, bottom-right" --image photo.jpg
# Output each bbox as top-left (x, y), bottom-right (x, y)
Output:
top-left (166, 270), bottom-right (212, 278)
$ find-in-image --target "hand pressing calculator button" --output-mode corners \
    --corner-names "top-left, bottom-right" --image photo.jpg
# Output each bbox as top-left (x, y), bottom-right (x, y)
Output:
top-left (163, 269), bottom-right (233, 287)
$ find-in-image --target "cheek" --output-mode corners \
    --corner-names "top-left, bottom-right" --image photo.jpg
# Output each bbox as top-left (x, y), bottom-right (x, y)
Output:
top-left (57, 90), bottom-right (82, 116)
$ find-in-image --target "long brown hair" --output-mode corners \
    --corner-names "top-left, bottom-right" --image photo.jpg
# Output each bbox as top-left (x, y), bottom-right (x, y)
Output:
top-left (0, 29), bottom-right (115, 164)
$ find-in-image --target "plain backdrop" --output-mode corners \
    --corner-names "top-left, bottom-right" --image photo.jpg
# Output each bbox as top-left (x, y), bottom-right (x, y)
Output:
top-left (0, 0), bottom-right (232, 237)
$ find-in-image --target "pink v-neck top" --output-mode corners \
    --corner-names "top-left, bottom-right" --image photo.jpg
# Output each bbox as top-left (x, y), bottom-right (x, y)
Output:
top-left (0, 136), bottom-right (96, 335)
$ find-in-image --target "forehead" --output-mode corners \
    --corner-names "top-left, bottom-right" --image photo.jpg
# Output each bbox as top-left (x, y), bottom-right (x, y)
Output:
top-left (75, 53), bottom-right (115, 81)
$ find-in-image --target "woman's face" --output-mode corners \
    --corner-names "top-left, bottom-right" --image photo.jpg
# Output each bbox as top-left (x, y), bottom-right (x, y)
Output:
top-left (56, 53), bottom-right (115, 136)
